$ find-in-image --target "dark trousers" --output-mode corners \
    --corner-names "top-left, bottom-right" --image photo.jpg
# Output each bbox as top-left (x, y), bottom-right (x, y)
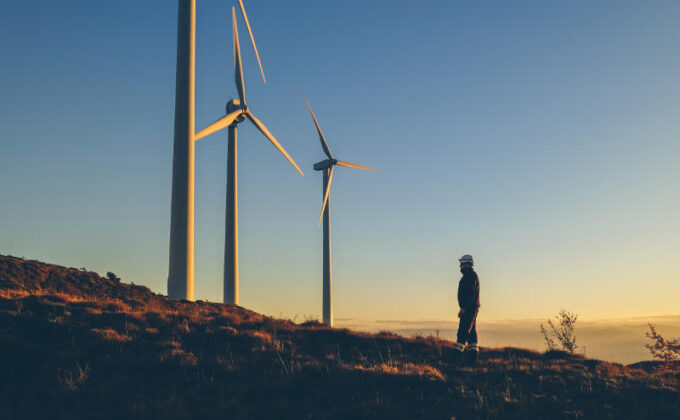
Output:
top-left (456, 308), bottom-right (478, 346)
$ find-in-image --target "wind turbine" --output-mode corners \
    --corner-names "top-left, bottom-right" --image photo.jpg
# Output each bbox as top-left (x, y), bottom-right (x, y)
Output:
top-left (168, 0), bottom-right (196, 301)
top-left (303, 93), bottom-right (377, 326)
top-left (196, 5), bottom-right (304, 305)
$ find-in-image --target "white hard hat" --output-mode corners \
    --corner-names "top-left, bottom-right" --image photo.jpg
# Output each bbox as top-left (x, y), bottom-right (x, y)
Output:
top-left (459, 254), bottom-right (474, 265)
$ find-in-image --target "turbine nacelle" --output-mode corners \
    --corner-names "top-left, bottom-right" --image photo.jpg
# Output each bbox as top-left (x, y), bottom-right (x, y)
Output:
top-left (313, 159), bottom-right (337, 171)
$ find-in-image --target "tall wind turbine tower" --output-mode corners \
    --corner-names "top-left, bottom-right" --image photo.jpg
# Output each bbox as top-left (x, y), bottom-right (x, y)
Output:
top-left (168, 0), bottom-right (196, 301)
top-left (303, 94), bottom-right (377, 326)
top-left (196, 5), bottom-right (303, 305)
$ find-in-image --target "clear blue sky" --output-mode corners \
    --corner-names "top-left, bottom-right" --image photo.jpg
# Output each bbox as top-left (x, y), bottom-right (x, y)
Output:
top-left (1, 0), bottom-right (679, 322)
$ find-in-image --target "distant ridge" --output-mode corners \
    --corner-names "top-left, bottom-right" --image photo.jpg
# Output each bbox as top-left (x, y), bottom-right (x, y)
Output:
top-left (0, 254), bottom-right (678, 419)
top-left (0, 255), bottom-right (159, 302)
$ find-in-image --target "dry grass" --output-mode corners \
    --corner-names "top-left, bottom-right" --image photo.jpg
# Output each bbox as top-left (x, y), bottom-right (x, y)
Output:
top-left (90, 328), bottom-right (132, 342)
top-left (352, 361), bottom-right (446, 382)
top-left (1, 254), bottom-right (679, 419)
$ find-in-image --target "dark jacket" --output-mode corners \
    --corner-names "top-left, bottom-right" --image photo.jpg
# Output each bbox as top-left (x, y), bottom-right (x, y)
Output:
top-left (457, 268), bottom-right (480, 310)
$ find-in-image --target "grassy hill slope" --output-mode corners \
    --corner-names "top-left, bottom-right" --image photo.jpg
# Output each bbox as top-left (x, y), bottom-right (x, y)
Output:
top-left (0, 255), bottom-right (678, 419)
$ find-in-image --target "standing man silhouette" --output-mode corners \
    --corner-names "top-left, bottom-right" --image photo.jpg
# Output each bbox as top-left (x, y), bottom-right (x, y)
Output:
top-left (452, 254), bottom-right (480, 363)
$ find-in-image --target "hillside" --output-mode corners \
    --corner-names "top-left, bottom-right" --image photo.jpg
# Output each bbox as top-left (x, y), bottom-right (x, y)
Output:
top-left (0, 255), bottom-right (678, 419)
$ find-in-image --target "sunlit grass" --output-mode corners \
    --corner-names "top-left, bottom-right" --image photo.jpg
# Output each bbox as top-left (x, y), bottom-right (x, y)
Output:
top-left (1, 254), bottom-right (679, 419)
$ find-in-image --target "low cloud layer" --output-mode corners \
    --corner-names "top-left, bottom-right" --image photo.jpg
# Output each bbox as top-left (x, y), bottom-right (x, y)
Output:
top-left (337, 315), bottom-right (680, 364)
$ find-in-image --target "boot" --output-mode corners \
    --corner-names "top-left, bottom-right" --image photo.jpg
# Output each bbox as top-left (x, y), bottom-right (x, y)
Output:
top-left (450, 342), bottom-right (465, 365)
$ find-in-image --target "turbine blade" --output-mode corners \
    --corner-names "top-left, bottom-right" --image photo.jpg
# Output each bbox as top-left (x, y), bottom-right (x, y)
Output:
top-left (238, 0), bottom-right (266, 84)
top-left (318, 166), bottom-right (334, 226)
top-left (336, 160), bottom-right (378, 172)
top-left (195, 110), bottom-right (243, 141)
top-left (245, 111), bottom-right (304, 176)
top-left (232, 7), bottom-right (245, 104)
top-left (302, 92), bottom-right (333, 159)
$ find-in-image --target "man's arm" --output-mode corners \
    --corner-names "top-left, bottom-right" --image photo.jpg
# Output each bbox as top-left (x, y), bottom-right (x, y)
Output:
top-left (464, 277), bottom-right (480, 311)
top-left (458, 277), bottom-right (475, 315)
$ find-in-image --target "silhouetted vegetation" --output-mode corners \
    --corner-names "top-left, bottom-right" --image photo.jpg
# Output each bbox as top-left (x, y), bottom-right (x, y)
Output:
top-left (57, 362), bottom-right (91, 392)
top-left (106, 271), bottom-right (121, 282)
top-left (540, 309), bottom-right (578, 354)
top-left (646, 324), bottom-right (680, 371)
top-left (1, 255), bottom-right (678, 419)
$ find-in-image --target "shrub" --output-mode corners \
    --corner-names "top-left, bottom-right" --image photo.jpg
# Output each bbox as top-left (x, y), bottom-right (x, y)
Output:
top-left (540, 309), bottom-right (578, 354)
top-left (58, 363), bottom-right (91, 392)
top-left (645, 324), bottom-right (680, 370)
top-left (106, 271), bottom-right (121, 282)
top-left (299, 319), bottom-right (324, 328)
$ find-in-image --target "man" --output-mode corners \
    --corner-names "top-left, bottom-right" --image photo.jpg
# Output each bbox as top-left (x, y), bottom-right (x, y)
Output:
top-left (452, 254), bottom-right (480, 363)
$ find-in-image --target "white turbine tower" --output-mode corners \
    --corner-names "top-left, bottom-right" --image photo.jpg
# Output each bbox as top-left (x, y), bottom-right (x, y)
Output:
top-left (168, 0), bottom-right (196, 301)
top-left (303, 94), bottom-right (377, 326)
top-left (196, 6), bottom-right (304, 305)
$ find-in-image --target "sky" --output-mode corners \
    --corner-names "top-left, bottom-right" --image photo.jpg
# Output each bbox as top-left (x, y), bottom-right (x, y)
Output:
top-left (1, 1), bottom-right (679, 327)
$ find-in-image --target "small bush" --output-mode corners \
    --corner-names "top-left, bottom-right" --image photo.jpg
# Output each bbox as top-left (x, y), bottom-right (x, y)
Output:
top-left (299, 319), bottom-right (325, 328)
top-left (106, 272), bottom-right (121, 282)
top-left (540, 309), bottom-right (578, 354)
top-left (58, 363), bottom-right (91, 392)
top-left (645, 324), bottom-right (680, 370)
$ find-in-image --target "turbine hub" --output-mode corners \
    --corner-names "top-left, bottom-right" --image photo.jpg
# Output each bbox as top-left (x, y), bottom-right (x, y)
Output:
top-left (226, 99), bottom-right (247, 123)
top-left (226, 99), bottom-right (247, 113)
